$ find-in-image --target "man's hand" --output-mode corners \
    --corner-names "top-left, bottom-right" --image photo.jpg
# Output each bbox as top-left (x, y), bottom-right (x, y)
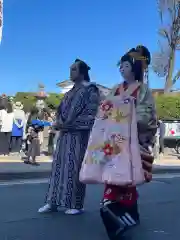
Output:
top-left (52, 121), bottom-right (63, 130)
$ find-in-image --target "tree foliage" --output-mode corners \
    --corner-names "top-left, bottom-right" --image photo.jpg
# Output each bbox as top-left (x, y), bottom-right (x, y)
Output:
top-left (12, 91), bottom-right (180, 120)
top-left (155, 94), bottom-right (180, 119)
top-left (45, 93), bottom-right (64, 109)
top-left (14, 92), bottom-right (36, 112)
top-left (14, 92), bottom-right (64, 112)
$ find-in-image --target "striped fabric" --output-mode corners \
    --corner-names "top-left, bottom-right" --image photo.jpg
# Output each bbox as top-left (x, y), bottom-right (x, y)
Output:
top-left (100, 199), bottom-right (139, 239)
top-left (45, 83), bottom-right (99, 209)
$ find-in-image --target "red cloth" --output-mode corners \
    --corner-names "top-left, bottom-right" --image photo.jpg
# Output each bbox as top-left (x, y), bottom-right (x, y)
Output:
top-left (103, 185), bottom-right (138, 206)
top-left (103, 82), bottom-right (140, 206)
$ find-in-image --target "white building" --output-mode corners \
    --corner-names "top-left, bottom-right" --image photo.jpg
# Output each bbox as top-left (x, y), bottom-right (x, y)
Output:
top-left (57, 80), bottom-right (111, 97)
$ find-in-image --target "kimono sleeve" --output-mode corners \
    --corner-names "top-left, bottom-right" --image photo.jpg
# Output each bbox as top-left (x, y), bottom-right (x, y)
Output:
top-left (65, 85), bottom-right (100, 130)
top-left (136, 84), bottom-right (157, 146)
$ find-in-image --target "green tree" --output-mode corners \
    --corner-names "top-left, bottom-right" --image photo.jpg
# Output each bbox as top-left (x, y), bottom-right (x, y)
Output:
top-left (45, 93), bottom-right (64, 109)
top-left (155, 94), bottom-right (180, 119)
top-left (14, 92), bottom-right (36, 112)
top-left (14, 92), bottom-right (64, 111)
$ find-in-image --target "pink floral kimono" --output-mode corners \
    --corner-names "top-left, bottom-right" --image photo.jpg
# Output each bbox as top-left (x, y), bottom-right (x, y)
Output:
top-left (100, 81), bottom-right (157, 239)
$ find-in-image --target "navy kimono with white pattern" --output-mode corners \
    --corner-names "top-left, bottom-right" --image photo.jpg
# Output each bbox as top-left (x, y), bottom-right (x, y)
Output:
top-left (46, 82), bottom-right (100, 209)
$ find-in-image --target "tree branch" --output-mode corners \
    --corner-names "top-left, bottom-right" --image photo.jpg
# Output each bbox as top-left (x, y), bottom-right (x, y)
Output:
top-left (158, 28), bottom-right (171, 46)
top-left (172, 70), bottom-right (180, 85)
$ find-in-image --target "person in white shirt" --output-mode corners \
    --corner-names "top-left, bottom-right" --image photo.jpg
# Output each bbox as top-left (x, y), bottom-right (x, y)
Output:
top-left (0, 103), bottom-right (7, 154)
top-left (0, 102), bottom-right (14, 155)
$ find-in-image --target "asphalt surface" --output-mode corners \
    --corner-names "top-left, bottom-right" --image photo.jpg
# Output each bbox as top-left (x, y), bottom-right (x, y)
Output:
top-left (0, 176), bottom-right (180, 240)
top-left (2, 161), bottom-right (180, 181)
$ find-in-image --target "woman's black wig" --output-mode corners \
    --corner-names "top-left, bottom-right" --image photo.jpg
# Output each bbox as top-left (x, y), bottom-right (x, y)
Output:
top-left (136, 45), bottom-right (151, 65)
top-left (136, 45), bottom-right (151, 84)
top-left (75, 59), bottom-right (91, 81)
top-left (118, 46), bottom-right (151, 82)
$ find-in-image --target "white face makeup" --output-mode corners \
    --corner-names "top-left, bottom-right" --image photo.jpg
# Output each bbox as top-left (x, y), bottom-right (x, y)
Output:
top-left (119, 61), bottom-right (133, 80)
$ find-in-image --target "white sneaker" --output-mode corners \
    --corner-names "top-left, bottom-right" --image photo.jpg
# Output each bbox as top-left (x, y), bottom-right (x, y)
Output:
top-left (65, 209), bottom-right (84, 215)
top-left (38, 204), bottom-right (56, 213)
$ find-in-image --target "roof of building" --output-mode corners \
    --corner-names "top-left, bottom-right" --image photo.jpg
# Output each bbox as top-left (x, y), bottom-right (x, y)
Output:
top-left (151, 88), bottom-right (180, 94)
top-left (56, 80), bottom-right (111, 90)
top-left (151, 88), bottom-right (164, 92)
top-left (56, 80), bottom-right (72, 87)
top-left (57, 80), bottom-right (171, 93)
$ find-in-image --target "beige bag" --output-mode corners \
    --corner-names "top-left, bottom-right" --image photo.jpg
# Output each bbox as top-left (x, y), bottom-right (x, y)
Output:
top-left (80, 83), bottom-right (144, 186)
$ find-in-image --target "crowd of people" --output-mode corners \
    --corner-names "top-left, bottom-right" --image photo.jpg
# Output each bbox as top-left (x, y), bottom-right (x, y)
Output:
top-left (0, 101), bottom-right (26, 156)
top-left (36, 45), bottom-right (158, 240)
top-left (0, 99), bottom-right (57, 165)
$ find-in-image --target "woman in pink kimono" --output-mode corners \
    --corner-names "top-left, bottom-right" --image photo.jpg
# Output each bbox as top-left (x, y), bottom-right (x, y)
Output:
top-left (100, 46), bottom-right (157, 239)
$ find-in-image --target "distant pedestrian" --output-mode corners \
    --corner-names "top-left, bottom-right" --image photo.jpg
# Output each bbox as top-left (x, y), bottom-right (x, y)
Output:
top-left (11, 102), bottom-right (26, 154)
top-left (38, 59), bottom-right (100, 215)
top-left (159, 120), bottom-right (165, 155)
top-left (47, 112), bottom-right (56, 156)
top-left (0, 103), bottom-right (7, 151)
top-left (153, 129), bottom-right (159, 159)
top-left (48, 126), bottom-right (56, 156)
top-left (24, 124), bottom-right (41, 166)
top-left (0, 102), bottom-right (14, 155)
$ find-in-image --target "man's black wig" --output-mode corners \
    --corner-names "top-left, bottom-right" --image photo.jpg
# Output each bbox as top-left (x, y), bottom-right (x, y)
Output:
top-left (75, 59), bottom-right (91, 81)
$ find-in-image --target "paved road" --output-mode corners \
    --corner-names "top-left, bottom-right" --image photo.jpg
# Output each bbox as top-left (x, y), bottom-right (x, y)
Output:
top-left (1, 176), bottom-right (180, 240)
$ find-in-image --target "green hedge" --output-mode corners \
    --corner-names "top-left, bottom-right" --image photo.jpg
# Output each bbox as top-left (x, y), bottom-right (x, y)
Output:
top-left (155, 95), bottom-right (180, 120)
top-left (14, 92), bottom-right (64, 112)
top-left (11, 92), bottom-right (180, 120)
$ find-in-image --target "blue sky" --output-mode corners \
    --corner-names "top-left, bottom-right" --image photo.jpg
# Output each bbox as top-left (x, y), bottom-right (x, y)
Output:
top-left (0, 0), bottom-right (179, 94)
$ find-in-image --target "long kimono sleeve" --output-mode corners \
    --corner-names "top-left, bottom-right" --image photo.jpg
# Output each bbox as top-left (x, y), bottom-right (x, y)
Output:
top-left (136, 84), bottom-right (157, 148)
top-left (135, 84), bottom-right (157, 182)
top-left (64, 85), bottom-right (100, 130)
